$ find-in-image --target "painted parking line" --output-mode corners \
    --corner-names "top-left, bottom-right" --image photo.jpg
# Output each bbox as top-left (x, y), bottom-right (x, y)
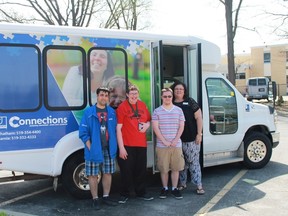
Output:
top-left (196, 169), bottom-right (248, 216)
top-left (0, 186), bottom-right (53, 207)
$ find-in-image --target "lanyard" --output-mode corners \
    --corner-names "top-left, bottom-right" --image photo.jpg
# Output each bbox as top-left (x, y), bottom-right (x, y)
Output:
top-left (128, 101), bottom-right (139, 119)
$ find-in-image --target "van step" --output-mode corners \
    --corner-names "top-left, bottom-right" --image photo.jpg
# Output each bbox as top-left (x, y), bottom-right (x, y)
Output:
top-left (204, 157), bottom-right (243, 168)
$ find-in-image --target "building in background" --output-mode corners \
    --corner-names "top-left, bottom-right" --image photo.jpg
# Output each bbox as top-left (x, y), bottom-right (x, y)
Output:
top-left (219, 44), bottom-right (288, 96)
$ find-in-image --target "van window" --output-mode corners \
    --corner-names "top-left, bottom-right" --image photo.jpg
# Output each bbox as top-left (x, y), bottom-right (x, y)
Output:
top-left (0, 44), bottom-right (41, 112)
top-left (248, 79), bottom-right (257, 86)
top-left (206, 78), bottom-right (238, 135)
top-left (258, 78), bottom-right (267, 85)
top-left (87, 48), bottom-right (128, 106)
top-left (43, 46), bottom-right (86, 110)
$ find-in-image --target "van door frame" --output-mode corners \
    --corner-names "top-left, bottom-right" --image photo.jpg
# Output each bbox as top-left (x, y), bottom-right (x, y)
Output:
top-left (151, 41), bottom-right (204, 171)
top-left (151, 40), bottom-right (163, 173)
top-left (186, 43), bottom-right (203, 167)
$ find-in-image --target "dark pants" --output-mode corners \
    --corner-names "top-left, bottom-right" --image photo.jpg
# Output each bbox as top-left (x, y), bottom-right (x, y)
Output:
top-left (117, 146), bottom-right (147, 197)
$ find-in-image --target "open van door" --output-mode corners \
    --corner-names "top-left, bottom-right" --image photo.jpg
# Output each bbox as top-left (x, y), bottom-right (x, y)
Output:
top-left (186, 44), bottom-right (202, 104)
top-left (186, 44), bottom-right (203, 167)
top-left (151, 40), bottom-right (163, 173)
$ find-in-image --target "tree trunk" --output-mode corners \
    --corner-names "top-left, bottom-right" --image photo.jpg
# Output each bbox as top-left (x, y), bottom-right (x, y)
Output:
top-left (225, 0), bottom-right (236, 85)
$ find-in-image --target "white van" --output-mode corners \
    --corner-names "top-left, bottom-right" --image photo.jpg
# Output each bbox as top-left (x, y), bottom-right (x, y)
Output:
top-left (0, 23), bottom-right (280, 198)
top-left (246, 77), bottom-right (270, 101)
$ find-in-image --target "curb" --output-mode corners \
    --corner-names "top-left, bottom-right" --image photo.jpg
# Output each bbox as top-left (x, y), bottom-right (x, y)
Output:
top-left (276, 110), bottom-right (288, 117)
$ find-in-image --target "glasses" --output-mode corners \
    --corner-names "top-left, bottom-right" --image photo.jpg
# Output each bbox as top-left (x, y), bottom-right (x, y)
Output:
top-left (162, 95), bottom-right (172, 98)
top-left (128, 92), bottom-right (139, 96)
top-left (174, 88), bottom-right (184, 91)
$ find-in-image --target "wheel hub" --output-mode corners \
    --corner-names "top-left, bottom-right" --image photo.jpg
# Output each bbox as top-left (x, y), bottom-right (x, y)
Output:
top-left (73, 163), bottom-right (90, 191)
top-left (247, 140), bottom-right (267, 162)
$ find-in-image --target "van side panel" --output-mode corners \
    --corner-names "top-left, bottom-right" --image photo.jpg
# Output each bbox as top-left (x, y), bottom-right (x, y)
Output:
top-left (0, 31), bottom-right (152, 174)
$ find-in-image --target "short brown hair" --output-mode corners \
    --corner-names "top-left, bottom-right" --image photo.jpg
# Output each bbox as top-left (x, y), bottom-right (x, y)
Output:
top-left (127, 85), bottom-right (139, 93)
top-left (96, 86), bottom-right (110, 95)
top-left (161, 87), bottom-right (173, 95)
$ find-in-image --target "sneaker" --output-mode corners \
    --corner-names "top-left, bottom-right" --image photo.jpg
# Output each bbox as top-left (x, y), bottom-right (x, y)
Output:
top-left (159, 188), bottom-right (168, 199)
top-left (102, 196), bottom-right (117, 206)
top-left (171, 188), bottom-right (183, 199)
top-left (137, 194), bottom-right (154, 201)
top-left (118, 196), bottom-right (128, 204)
top-left (92, 198), bottom-right (100, 210)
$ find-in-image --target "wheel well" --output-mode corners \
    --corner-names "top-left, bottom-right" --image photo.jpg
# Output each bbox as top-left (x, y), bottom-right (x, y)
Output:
top-left (244, 125), bottom-right (272, 144)
top-left (62, 149), bottom-right (84, 174)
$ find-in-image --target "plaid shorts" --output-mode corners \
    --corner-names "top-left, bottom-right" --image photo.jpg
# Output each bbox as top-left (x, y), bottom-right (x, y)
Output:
top-left (85, 149), bottom-right (116, 176)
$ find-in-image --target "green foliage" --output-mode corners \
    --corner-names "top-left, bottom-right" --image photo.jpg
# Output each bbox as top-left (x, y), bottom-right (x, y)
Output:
top-left (0, 212), bottom-right (8, 216)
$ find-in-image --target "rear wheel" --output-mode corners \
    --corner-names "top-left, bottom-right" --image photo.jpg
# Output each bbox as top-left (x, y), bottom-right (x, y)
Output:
top-left (62, 151), bottom-right (90, 199)
top-left (243, 132), bottom-right (272, 169)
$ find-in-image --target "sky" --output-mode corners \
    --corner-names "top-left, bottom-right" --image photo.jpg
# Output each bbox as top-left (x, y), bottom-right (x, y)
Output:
top-left (2, 0), bottom-right (287, 55)
top-left (149, 0), bottom-right (288, 55)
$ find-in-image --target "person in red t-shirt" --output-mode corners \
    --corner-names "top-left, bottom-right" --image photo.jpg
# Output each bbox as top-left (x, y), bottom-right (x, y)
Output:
top-left (116, 85), bottom-right (154, 203)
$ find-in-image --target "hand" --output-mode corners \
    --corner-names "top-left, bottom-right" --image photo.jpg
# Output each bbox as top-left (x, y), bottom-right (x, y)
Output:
top-left (119, 147), bottom-right (128, 160)
top-left (138, 122), bottom-right (149, 133)
top-left (163, 140), bottom-right (171, 147)
top-left (170, 139), bottom-right (178, 147)
top-left (86, 141), bottom-right (91, 150)
top-left (195, 134), bottom-right (202, 145)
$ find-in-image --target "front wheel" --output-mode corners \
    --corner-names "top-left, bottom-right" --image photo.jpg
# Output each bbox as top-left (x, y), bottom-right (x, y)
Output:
top-left (243, 132), bottom-right (272, 169)
top-left (62, 151), bottom-right (90, 199)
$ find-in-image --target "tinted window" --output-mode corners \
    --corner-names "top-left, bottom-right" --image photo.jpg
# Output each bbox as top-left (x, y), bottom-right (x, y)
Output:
top-left (258, 78), bottom-right (267, 85)
top-left (248, 79), bottom-right (257, 86)
top-left (0, 44), bottom-right (41, 112)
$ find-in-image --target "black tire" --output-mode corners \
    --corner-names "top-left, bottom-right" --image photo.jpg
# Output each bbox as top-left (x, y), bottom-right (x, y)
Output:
top-left (62, 151), bottom-right (90, 199)
top-left (243, 132), bottom-right (272, 169)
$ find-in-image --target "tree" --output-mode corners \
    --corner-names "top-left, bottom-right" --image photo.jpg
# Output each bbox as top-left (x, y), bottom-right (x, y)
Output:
top-left (0, 0), bottom-right (152, 30)
top-left (219, 0), bottom-right (243, 85)
top-left (265, 0), bottom-right (288, 38)
top-left (0, 0), bottom-right (102, 26)
top-left (102, 0), bottom-right (151, 30)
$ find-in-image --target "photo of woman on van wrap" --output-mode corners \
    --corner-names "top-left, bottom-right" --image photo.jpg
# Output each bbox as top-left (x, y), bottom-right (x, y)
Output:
top-left (62, 49), bottom-right (115, 106)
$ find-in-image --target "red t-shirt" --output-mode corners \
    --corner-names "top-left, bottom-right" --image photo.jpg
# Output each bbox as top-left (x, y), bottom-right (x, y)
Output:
top-left (116, 100), bottom-right (151, 147)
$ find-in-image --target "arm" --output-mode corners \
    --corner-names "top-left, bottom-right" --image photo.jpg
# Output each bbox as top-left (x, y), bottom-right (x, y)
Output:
top-left (117, 123), bottom-right (128, 160)
top-left (152, 120), bottom-right (171, 147)
top-left (194, 109), bottom-right (203, 145)
top-left (171, 120), bottom-right (185, 147)
top-left (79, 113), bottom-right (91, 150)
top-left (139, 103), bottom-right (151, 133)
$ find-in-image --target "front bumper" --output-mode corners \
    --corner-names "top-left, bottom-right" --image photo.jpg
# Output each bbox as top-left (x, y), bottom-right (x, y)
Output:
top-left (271, 131), bottom-right (280, 148)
